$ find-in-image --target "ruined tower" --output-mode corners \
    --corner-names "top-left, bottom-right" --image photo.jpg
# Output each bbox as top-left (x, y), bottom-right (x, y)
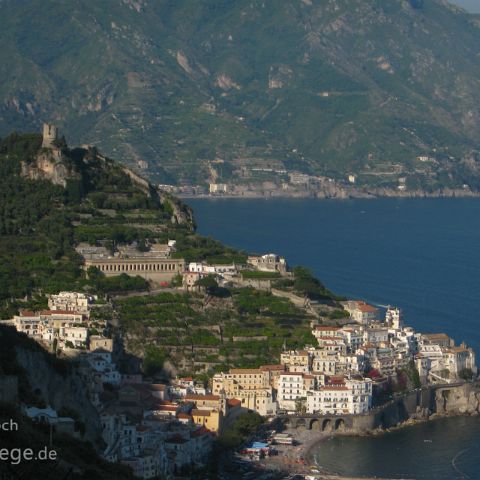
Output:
top-left (42, 123), bottom-right (58, 149)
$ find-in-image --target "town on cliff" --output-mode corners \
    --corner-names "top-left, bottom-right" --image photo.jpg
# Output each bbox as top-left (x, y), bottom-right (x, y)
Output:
top-left (0, 126), bottom-right (477, 480)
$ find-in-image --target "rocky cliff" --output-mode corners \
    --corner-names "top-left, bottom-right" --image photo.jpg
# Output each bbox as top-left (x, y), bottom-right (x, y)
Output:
top-left (21, 147), bottom-right (81, 188)
top-left (435, 382), bottom-right (480, 416)
top-left (15, 346), bottom-right (102, 444)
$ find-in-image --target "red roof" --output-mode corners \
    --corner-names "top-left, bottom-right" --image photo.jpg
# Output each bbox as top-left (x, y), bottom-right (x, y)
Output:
top-left (356, 302), bottom-right (377, 313)
top-left (185, 394), bottom-right (219, 401)
top-left (328, 376), bottom-right (346, 384)
top-left (192, 409), bottom-right (212, 417)
top-left (179, 377), bottom-right (193, 382)
top-left (177, 413), bottom-right (192, 420)
top-left (260, 364), bottom-right (285, 371)
top-left (315, 326), bottom-right (341, 331)
top-left (19, 310), bottom-right (37, 317)
top-left (227, 398), bottom-right (241, 407)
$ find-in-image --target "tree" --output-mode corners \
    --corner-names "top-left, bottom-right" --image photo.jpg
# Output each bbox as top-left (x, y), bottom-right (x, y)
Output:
top-left (459, 368), bottom-right (474, 381)
top-left (195, 274), bottom-right (229, 297)
top-left (143, 346), bottom-right (166, 376)
top-left (195, 275), bottom-right (218, 291)
top-left (295, 397), bottom-right (307, 415)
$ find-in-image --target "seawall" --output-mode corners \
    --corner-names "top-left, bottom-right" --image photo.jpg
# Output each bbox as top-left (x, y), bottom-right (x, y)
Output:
top-left (286, 382), bottom-right (480, 435)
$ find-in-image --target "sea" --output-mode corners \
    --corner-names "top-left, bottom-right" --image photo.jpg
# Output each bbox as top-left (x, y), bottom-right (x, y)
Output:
top-left (188, 197), bottom-right (480, 479)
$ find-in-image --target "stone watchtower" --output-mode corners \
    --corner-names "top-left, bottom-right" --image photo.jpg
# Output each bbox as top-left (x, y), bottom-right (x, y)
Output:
top-left (42, 123), bottom-right (58, 148)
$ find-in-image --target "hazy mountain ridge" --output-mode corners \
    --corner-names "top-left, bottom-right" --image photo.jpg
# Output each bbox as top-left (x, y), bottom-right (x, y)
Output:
top-left (2, 0), bottom-right (480, 189)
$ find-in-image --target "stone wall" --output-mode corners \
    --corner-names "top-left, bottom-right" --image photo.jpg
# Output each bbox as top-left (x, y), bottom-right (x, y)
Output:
top-left (288, 383), bottom-right (477, 434)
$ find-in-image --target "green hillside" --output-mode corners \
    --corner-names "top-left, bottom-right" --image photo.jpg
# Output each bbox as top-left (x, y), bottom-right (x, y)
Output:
top-left (2, 0), bottom-right (480, 189)
top-left (0, 131), bottom-right (194, 317)
top-left (0, 131), bottom-right (341, 375)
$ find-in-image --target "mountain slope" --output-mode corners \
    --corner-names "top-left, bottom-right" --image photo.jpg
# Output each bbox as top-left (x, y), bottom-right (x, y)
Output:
top-left (2, 0), bottom-right (480, 188)
top-left (0, 130), bottom-right (195, 317)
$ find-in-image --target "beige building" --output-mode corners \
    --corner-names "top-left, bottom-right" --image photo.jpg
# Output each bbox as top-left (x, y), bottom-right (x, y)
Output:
top-left (212, 368), bottom-right (278, 416)
top-left (247, 254), bottom-right (288, 274)
top-left (191, 409), bottom-right (222, 434)
top-left (48, 292), bottom-right (93, 314)
top-left (422, 333), bottom-right (454, 348)
top-left (76, 243), bottom-right (185, 283)
top-left (280, 350), bottom-right (311, 373)
top-left (83, 256), bottom-right (185, 283)
top-left (89, 336), bottom-right (114, 352)
top-left (342, 301), bottom-right (378, 325)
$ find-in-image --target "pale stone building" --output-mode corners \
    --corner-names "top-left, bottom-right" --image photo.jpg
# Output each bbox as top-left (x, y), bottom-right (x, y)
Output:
top-left (306, 378), bottom-right (372, 415)
top-left (42, 123), bottom-right (58, 149)
top-left (48, 291), bottom-right (93, 314)
top-left (342, 300), bottom-right (378, 325)
top-left (90, 336), bottom-right (114, 352)
top-left (280, 350), bottom-right (311, 373)
top-left (278, 372), bottom-right (308, 412)
top-left (247, 253), bottom-right (288, 274)
top-left (211, 368), bottom-right (278, 416)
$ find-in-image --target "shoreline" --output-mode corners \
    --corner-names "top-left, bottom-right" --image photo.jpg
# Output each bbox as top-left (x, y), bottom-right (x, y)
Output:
top-left (179, 190), bottom-right (480, 201)
top-left (275, 410), bottom-right (479, 479)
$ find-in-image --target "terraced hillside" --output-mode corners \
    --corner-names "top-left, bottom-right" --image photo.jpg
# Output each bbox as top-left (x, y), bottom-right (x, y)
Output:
top-left (0, 131), bottom-right (343, 379)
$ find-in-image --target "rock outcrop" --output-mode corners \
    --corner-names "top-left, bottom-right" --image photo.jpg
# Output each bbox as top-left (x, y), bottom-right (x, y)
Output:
top-left (435, 383), bottom-right (480, 416)
top-left (21, 147), bottom-right (81, 188)
top-left (15, 346), bottom-right (101, 444)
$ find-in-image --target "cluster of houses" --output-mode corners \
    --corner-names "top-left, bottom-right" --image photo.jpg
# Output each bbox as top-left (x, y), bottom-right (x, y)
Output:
top-left (3, 249), bottom-right (477, 479)
top-left (212, 302), bottom-right (477, 417)
top-left (87, 365), bottom-right (259, 478)
top-left (2, 292), bottom-right (101, 350)
top-left (75, 238), bottom-right (290, 292)
top-left (183, 253), bottom-right (289, 291)
top-left (2, 290), bottom-right (252, 478)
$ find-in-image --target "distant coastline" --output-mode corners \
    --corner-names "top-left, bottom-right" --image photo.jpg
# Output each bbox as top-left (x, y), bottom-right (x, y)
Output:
top-left (179, 188), bottom-right (480, 201)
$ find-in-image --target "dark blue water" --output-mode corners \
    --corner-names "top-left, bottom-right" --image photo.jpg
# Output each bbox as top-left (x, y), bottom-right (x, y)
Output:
top-left (311, 416), bottom-right (480, 479)
top-left (187, 197), bottom-right (480, 478)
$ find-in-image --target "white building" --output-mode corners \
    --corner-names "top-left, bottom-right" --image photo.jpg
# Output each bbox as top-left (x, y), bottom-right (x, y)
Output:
top-left (247, 254), bottom-right (288, 274)
top-left (385, 307), bottom-right (402, 330)
top-left (306, 379), bottom-right (372, 415)
top-left (209, 183), bottom-right (228, 194)
top-left (312, 350), bottom-right (338, 375)
top-left (48, 292), bottom-right (93, 314)
top-left (364, 327), bottom-right (389, 345)
top-left (62, 326), bottom-right (88, 348)
top-left (278, 372), bottom-right (315, 412)
top-left (339, 327), bottom-right (365, 353)
top-left (342, 301), bottom-right (378, 325)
